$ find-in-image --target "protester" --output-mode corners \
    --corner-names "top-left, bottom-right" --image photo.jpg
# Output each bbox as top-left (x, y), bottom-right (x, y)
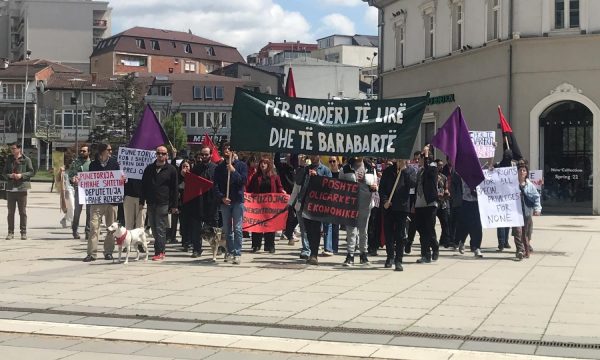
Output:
top-left (379, 159), bottom-right (415, 270)
top-left (189, 146), bottom-right (219, 258)
top-left (328, 156), bottom-right (341, 254)
top-left (495, 149), bottom-right (516, 251)
top-left (83, 143), bottom-right (119, 262)
top-left (214, 142), bottom-right (248, 265)
top-left (68, 144), bottom-right (91, 240)
top-left (447, 159), bottom-right (463, 250)
top-left (456, 178), bottom-right (484, 258)
top-left (178, 160), bottom-right (192, 252)
top-left (435, 159), bottom-right (451, 248)
top-left (141, 145), bottom-right (179, 261)
top-left (405, 151), bottom-right (421, 253)
top-left (123, 176), bottom-right (145, 231)
top-left (275, 153), bottom-right (297, 246)
top-left (166, 148), bottom-right (186, 244)
top-left (339, 157), bottom-right (378, 266)
top-left (3, 143), bottom-right (34, 240)
top-left (512, 162), bottom-right (541, 260)
top-left (59, 165), bottom-right (74, 229)
top-left (247, 156), bottom-right (284, 253)
top-left (413, 146), bottom-right (440, 263)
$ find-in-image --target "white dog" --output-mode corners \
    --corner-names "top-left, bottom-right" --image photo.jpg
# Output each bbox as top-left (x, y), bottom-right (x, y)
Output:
top-left (106, 222), bottom-right (149, 264)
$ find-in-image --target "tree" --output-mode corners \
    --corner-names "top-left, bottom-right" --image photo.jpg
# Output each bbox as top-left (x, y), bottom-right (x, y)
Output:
top-left (162, 113), bottom-right (187, 152)
top-left (89, 73), bottom-right (145, 145)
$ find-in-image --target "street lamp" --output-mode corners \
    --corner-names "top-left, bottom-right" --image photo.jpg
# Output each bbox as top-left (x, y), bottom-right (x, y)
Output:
top-left (68, 78), bottom-right (86, 150)
top-left (21, 49), bottom-right (31, 149)
top-left (366, 51), bottom-right (378, 99)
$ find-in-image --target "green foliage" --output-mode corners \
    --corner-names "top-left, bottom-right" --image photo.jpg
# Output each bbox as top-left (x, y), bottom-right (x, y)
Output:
top-left (89, 73), bottom-right (145, 146)
top-left (162, 113), bottom-right (187, 152)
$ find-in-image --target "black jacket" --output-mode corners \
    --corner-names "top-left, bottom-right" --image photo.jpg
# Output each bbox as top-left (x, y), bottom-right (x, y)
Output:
top-left (379, 164), bottom-right (416, 212)
top-left (124, 179), bottom-right (143, 198)
top-left (419, 164), bottom-right (439, 205)
top-left (189, 161), bottom-right (218, 224)
top-left (140, 161), bottom-right (178, 208)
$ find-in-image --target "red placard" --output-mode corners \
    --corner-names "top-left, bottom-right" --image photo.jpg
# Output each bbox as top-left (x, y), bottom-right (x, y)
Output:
top-left (243, 192), bottom-right (290, 232)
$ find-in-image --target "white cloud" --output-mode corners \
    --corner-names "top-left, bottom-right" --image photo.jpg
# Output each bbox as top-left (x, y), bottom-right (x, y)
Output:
top-left (364, 7), bottom-right (379, 27)
top-left (320, 13), bottom-right (356, 35)
top-left (320, 0), bottom-right (363, 6)
top-left (107, 0), bottom-right (314, 57)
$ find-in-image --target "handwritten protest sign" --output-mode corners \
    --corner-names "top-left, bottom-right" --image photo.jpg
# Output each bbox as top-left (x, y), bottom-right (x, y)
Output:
top-left (476, 166), bottom-right (524, 229)
top-left (529, 170), bottom-right (543, 191)
top-left (469, 131), bottom-right (496, 159)
top-left (117, 147), bottom-right (156, 180)
top-left (242, 193), bottom-right (290, 232)
top-left (302, 176), bottom-right (360, 227)
top-left (78, 170), bottom-right (125, 205)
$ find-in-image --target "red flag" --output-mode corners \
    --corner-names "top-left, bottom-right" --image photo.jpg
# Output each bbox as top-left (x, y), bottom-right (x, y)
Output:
top-left (201, 133), bottom-right (222, 163)
top-left (183, 173), bottom-right (213, 203)
top-left (285, 67), bottom-right (296, 98)
top-left (498, 106), bottom-right (513, 133)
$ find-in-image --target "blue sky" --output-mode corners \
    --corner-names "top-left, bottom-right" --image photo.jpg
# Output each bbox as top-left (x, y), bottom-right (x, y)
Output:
top-left (108, 0), bottom-right (378, 56)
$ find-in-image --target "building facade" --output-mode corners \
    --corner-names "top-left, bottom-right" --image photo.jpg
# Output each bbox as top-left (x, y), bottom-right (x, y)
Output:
top-left (212, 62), bottom-right (284, 96)
top-left (0, 0), bottom-right (111, 71)
top-left (366, 0), bottom-right (600, 214)
top-left (90, 27), bottom-right (244, 77)
top-left (256, 41), bottom-right (318, 66)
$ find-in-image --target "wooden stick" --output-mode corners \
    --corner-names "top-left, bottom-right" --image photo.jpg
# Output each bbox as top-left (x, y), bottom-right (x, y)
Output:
top-left (504, 135), bottom-right (511, 150)
top-left (226, 152), bottom-right (232, 200)
top-left (385, 163), bottom-right (403, 208)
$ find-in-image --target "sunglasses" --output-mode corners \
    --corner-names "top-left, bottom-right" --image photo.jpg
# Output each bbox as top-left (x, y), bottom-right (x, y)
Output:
top-left (156, 152), bottom-right (168, 156)
top-left (329, 159), bottom-right (337, 163)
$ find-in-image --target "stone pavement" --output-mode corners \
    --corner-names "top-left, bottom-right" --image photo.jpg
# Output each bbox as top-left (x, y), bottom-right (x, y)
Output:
top-left (0, 183), bottom-right (598, 359)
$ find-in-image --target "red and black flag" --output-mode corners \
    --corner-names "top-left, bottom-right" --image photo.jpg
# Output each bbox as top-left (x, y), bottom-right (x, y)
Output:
top-left (498, 106), bottom-right (523, 161)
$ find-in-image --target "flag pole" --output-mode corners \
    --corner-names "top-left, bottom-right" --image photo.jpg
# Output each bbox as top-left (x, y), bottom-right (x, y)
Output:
top-left (504, 135), bottom-right (510, 150)
top-left (226, 152), bottom-right (232, 200)
top-left (384, 161), bottom-right (403, 209)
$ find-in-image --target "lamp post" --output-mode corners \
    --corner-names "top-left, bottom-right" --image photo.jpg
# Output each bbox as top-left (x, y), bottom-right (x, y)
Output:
top-left (366, 51), bottom-right (378, 99)
top-left (68, 78), bottom-right (85, 150)
top-left (21, 49), bottom-right (31, 149)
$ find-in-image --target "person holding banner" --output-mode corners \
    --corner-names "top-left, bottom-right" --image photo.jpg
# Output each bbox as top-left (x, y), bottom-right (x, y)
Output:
top-left (495, 149), bottom-right (517, 252)
top-left (339, 157), bottom-right (378, 267)
top-left (512, 162), bottom-right (541, 260)
top-left (247, 156), bottom-right (284, 253)
top-left (140, 145), bottom-right (179, 262)
top-left (83, 143), bottom-right (120, 262)
top-left (413, 146), bottom-right (440, 264)
top-left (214, 142), bottom-right (248, 265)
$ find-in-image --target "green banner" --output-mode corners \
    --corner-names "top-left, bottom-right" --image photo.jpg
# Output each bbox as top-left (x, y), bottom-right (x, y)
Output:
top-left (231, 88), bottom-right (430, 159)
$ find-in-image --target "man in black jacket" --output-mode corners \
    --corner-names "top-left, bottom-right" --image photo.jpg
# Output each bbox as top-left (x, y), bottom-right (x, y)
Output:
top-left (413, 145), bottom-right (440, 264)
top-left (83, 143), bottom-right (120, 262)
top-left (189, 146), bottom-right (218, 257)
top-left (141, 145), bottom-right (178, 261)
top-left (379, 159), bottom-right (416, 271)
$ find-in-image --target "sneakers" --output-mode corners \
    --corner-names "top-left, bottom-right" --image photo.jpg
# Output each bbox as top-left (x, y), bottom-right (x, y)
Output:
top-left (431, 250), bottom-right (439, 262)
top-left (5, 233), bottom-right (14, 240)
top-left (458, 242), bottom-right (465, 254)
top-left (394, 262), bottom-right (404, 271)
top-left (152, 253), bottom-right (165, 261)
top-left (384, 257), bottom-right (393, 268)
top-left (287, 239), bottom-right (295, 246)
top-left (416, 257), bottom-right (431, 264)
top-left (516, 252), bottom-right (524, 261)
top-left (82, 255), bottom-right (96, 262)
top-left (307, 256), bottom-right (318, 265)
top-left (404, 243), bottom-right (412, 254)
top-left (72, 232), bottom-right (81, 240)
top-left (224, 253), bottom-right (232, 262)
top-left (343, 255), bottom-right (354, 267)
top-left (299, 254), bottom-right (309, 260)
top-left (191, 251), bottom-right (200, 258)
top-left (60, 218), bottom-right (67, 228)
top-left (20, 233), bottom-right (27, 240)
top-left (321, 251), bottom-right (333, 257)
top-left (104, 253), bottom-right (113, 261)
top-left (232, 256), bottom-right (241, 265)
top-left (359, 253), bottom-right (370, 266)
top-left (474, 249), bottom-right (483, 258)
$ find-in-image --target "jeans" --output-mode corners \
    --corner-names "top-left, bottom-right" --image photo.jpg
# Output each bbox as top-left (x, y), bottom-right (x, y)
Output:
top-left (345, 212), bottom-right (370, 256)
top-left (298, 211), bottom-right (310, 256)
top-left (72, 188), bottom-right (90, 237)
top-left (304, 218), bottom-right (322, 257)
top-left (6, 191), bottom-right (27, 234)
top-left (322, 223), bottom-right (333, 253)
top-left (221, 202), bottom-right (244, 256)
top-left (331, 224), bottom-right (339, 253)
top-left (384, 210), bottom-right (408, 263)
top-left (284, 207), bottom-right (298, 240)
top-left (148, 204), bottom-right (169, 255)
top-left (497, 227), bottom-right (510, 249)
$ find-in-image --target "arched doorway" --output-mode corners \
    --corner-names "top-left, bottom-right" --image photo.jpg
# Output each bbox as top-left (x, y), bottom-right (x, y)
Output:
top-left (539, 101), bottom-right (593, 214)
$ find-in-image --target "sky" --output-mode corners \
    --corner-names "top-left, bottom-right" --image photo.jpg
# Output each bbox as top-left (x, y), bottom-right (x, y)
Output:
top-left (108, 0), bottom-right (378, 57)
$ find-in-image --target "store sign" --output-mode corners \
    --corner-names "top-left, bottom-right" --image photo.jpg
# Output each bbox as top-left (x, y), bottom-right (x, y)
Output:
top-left (60, 129), bottom-right (90, 141)
top-left (428, 94), bottom-right (455, 105)
top-left (187, 134), bottom-right (228, 144)
top-left (549, 167), bottom-right (583, 181)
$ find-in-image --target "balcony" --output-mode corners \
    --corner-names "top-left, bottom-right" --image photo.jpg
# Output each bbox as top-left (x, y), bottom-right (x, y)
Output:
top-left (93, 19), bottom-right (108, 28)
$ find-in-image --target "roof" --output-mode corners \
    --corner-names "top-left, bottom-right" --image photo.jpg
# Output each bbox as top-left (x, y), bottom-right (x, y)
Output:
top-left (146, 72), bottom-right (247, 83)
top-left (91, 26), bottom-right (245, 64)
top-left (315, 34), bottom-right (379, 47)
top-left (213, 62), bottom-right (284, 79)
top-left (0, 59), bottom-right (81, 80)
top-left (45, 73), bottom-right (154, 91)
top-left (259, 42), bottom-right (318, 53)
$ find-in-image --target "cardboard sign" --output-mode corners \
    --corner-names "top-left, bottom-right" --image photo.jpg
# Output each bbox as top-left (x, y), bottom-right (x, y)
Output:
top-left (476, 166), bottom-right (524, 229)
top-left (117, 147), bottom-right (156, 180)
top-left (243, 192), bottom-right (290, 232)
top-left (529, 170), bottom-right (544, 190)
top-left (78, 170), bottom-right (125, 205)
top-left (302, 176), bottom-right (360, 227)
top-left (469, 131), bottom-right (496, 159)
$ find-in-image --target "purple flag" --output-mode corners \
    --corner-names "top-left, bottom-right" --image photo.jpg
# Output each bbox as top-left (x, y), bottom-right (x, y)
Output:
top-left (431, 107), bottom-right (484, 189)
top-left (128, 105), bottom-right (169, 150)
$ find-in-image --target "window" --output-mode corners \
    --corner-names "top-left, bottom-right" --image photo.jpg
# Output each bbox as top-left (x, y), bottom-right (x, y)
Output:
top-left (424, 14), bottom-right (435, 58)
top-left (215, 86), bottom-right (224, 100)
top-left (487, 0), bottom-right (500, 41)
top-left (59, 110), bottom-right (90, 129)
top-left (452, 3), bottom-right (464, 51)
top-left (189, 112), bottom-right (197, 127)
top-left (204, 86), bottom-right (213, 100)
top-left (181, 112), bottom-right (187, 127)
top-left (120, 56), bottom-right (147, 66)
top-left (82, 92), bottom-right (93, 105)
top-left (394, 24), bottom-right (405, 67)
top-left (206, 46), bottom-right (216, 56)
top-left (62, 91), bottom-right (73, 105)
top-left (171, 41), bottom-right (176, 48)
top-left (205, 112), bottom-right (213, 128)
top-left (184, 43), bottom-right (192, 53)
top-left (2, 83), bottom-right (24, 100)
top-left (159, 86), bottom-right (171, 96)
top-left (151, 40), bottom-right (160, 50)
top-left (555, 0), bottom-right (579, 29)
top-left (193, 85), bottom-right (202, 99)
top-left (186, 112), bottom-right (205, 128)
top-left (136, 39), bottom-right (146, 49)
top-left (184, 61), bottom-right (196, 72)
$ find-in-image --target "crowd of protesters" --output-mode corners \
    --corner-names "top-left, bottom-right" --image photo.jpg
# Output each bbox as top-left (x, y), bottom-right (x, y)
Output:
top-left (2, 140), bottom-right (541, 268)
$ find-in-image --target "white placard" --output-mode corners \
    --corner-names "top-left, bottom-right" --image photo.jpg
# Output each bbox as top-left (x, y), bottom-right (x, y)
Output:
top-left (529, 170), bottom-right (543, 191)
top-left (117, 147), bottom-right (157, 180)
top-left (476, 166), bottom-right (524, 229)
top-left (78, 170), bottom-right (124, 205)
top-left (469, 131), bottom-right (496, 159)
